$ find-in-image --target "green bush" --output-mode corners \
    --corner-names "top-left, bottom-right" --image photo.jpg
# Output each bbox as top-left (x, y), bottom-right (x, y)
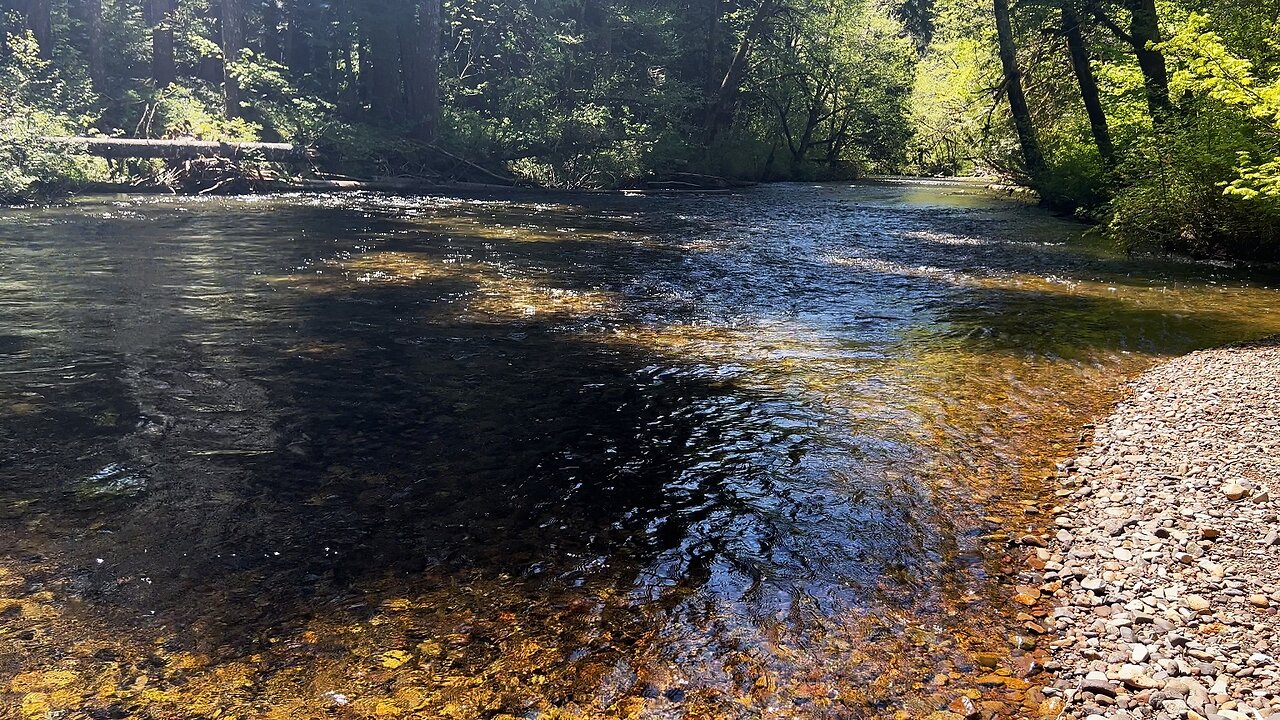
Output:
top-left (1105, 107), bottom-right (1280, 259)
top-left (1038, 135), bottom-right (1112, 217)
top-left (148, 83), bottom-right (261, 141)
top-left (0, 31), bottom-right (106, 202)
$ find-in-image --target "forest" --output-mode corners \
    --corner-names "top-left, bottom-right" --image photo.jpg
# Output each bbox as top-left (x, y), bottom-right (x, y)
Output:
top-left (2, 0), bottom-right (1280, 259)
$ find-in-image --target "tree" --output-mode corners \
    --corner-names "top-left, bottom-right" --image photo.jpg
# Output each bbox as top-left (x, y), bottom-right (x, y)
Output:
top-left (754, 0), bottom-right (916, 175)
top-left (1061, 2), bottom-right (1113, 163)
top-left (400, 0), bottom-right (439, 140)
top-left (993, 0), bottom-right (1046, 178)
top-left (705, 0), bottom-right (780, 145)
top-left (24, 0), bottom-right (52, 57)
top-left (1124, 0), bottom-right (1170, 120)
top-left (221, 0), bottom-right (244, 117)
top-left (360, 0), bottom-right (402, 121)
top-left (1087, 0), bottom-right (1170, 121)
top-left (146, 0), bottom-right (176, 87)
top-left (79, 0), bottom-right (105, 85)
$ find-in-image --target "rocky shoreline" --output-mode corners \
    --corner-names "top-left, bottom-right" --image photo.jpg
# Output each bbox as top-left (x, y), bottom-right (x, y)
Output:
top-left (1036, 338), bottom-right (1280, 720)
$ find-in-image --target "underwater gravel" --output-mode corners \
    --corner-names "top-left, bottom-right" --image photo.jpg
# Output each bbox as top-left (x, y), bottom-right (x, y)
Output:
top-left (1039, 337), bottom-right (1280, 720)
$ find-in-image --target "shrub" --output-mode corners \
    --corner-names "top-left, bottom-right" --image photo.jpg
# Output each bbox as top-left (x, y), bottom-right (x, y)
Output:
top-left (0, 31), bottom-right (105, 202)
top-left (1105, 107), bottom-right (1280, 259)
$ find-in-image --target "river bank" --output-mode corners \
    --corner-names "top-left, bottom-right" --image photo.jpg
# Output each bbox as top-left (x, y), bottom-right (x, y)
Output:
top-left (1039, 337), bottom-right (1280, 720)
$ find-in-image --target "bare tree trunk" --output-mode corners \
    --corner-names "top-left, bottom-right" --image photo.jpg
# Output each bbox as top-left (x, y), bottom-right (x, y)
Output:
top-left (421, 0), bottom-right (440, 139)
top-left (338, 5), bottom-right (360, 114)
top-left (1124, 0), bottom-right (1170, 121)
top-left (1062, 3), bottom-right (1113, 164)
top-left (400, 0), bottom-right (440, 140)
top-left (704, 0), bottom-right (778, 146)
top-left (73, 0), bottom-right (106, 84)
top-left (46, 136), bottom-right (315, 161)
top-left (221, 0), bottom-right (243, 118)
top-left (25, 0), bottom-right (53, 57)
top-left (88, 0), bottom-right (104, 83)
top-left (361, 0), bottom-right (403, 123)
top-left (703, 0), bottom-right (721, 98)
top-left (262, 0), bottom-right (283, 62)
top-left (993, 0), bottom-right (1046, 180)
top-left (284, 0), bottom-right (312, 76)
top-left (146, 0), bottom-right (176, 88)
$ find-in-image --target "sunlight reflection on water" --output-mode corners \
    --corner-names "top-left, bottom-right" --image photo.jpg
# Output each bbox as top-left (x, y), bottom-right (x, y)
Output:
top-left (1, 181), bottom-right (1279, 718)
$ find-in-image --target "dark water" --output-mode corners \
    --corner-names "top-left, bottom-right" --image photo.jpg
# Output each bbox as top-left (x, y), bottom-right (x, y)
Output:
top-left (1, 181), bottom-right (1278, 718)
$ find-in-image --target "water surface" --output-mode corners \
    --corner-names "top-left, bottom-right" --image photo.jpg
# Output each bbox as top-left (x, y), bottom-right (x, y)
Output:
top-left (2, 181), bottom-right (1278, 718)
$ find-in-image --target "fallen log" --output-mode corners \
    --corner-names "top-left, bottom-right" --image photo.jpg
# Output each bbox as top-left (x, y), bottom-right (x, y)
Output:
top-left (45, 137), bottom-right (316, 162)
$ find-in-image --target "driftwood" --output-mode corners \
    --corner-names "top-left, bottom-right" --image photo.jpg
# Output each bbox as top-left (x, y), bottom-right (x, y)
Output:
top-left (46, 137), bottom-right (316, 162)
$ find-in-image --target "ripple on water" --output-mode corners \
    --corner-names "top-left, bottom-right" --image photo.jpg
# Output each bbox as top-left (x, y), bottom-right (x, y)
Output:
top-left (1, 182), bottom-right (1279, 719)
top-left (74, 462), bottom-right (148, 499)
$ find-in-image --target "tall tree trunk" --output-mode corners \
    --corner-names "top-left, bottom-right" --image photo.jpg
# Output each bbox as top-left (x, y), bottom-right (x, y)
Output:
top-left (1062, 3), bottom-right (1113, 164)
top-left (704, 0), bottom-right (777, 146)
top-left (146, 0), bottom-right (176, 88)
top-left (25, 0), bottom-right (53, 57)
top-left (262, 0), bottom-right (283, 62)
top-left (87, 0), bottom-right (104, 83)
top-left (338, 3), bottom-right (360, 115)
top-left (1124, 0), bottom-right (1169, 121)
top-left (72, 0), bottom-right (106, 84)
top-left (361, 0), bottom-right (403, 123)
top-left (420, 0), bottom-right (440, 139)
top-left (993, 0), bottom-right (1046, 180)
top-left (284, 0), bottom-right (312, 76)
top-left (400, 0), bottom-right (439, 140)
top-left (703, 0), bottom-right (721, 99)
top-left (221, 0), bottom-right (243, 118)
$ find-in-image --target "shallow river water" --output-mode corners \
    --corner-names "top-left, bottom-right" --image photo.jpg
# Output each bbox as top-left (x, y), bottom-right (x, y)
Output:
top-left (1, 181), bottom-right (1279, 719)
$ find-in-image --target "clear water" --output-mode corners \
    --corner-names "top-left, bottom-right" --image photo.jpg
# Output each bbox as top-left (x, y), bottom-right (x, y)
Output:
top-left (1, 181), bottom-right (1277, 718)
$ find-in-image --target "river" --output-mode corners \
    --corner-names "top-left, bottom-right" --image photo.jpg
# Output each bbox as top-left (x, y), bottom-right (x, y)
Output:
top-left (2, 181), bottom-right (1278, 719)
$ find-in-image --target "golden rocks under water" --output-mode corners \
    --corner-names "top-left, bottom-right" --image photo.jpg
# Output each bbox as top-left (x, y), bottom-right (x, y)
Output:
top-left (4, 186), bottom-right (1280, 718)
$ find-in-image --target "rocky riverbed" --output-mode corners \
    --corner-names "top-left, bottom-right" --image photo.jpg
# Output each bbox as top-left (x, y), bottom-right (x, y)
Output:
top-left (1037, 338), bottom-right (1280, 720)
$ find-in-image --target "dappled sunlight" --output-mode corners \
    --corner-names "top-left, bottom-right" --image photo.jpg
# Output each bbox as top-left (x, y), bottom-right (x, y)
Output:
top-left (4, 184), bottom-right (1280, 719)
top-left (825, 253), bottom-right (971, 285)
top-left (0, 556), bottom-right (1001, 719)
top-left (268, 250), bottom-right (622, 325)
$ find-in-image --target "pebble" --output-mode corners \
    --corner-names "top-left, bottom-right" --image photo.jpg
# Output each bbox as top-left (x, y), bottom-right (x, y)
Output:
top-left (1185, 595), bottom-right (1211, 611)
top-left (1043, 339), bottom-right (1280, 720)
top-left (1221, 483), bottom-right (1249, 501)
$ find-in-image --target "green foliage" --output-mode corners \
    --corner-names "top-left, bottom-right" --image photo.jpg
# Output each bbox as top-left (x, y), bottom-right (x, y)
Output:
top-left (749, 0), bottom-right (917, 178)
top-left (1106, 103), bottom-right (1280, 259)
top-left (912, 0), bottom-right (1280, 260)
top-left (147, 83), bottom-right (261, 141)
top-left (437, 0), bottom-right (705, 186)
top-left (5, 0), bottom-right (1276, 260)
top-left (0, 31), bottom-right (105, 202)
top-left (1079, 10), bottom-right (1280, 259)
top-left (904, 0), bottom-right (1009, 176)
top-left (229, 51), bottom-right (338, 144)
top-left (1039, 136), bottom-right (1110, 217)
top-left (1158, 14), bottom-right (1280, 202)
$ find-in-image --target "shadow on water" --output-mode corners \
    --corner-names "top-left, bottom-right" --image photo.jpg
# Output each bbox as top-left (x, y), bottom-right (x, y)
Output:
top-left (5, 210), bottom-right (943, 629)
top-left (2, 184), bottom-right (1280, 718)
top-left (928, 287), bottom-right (1269, 358)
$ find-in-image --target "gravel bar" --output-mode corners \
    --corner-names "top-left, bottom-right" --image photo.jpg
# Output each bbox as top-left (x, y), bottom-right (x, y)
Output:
top-left (1038, 338), bottom-right (1280, 720)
